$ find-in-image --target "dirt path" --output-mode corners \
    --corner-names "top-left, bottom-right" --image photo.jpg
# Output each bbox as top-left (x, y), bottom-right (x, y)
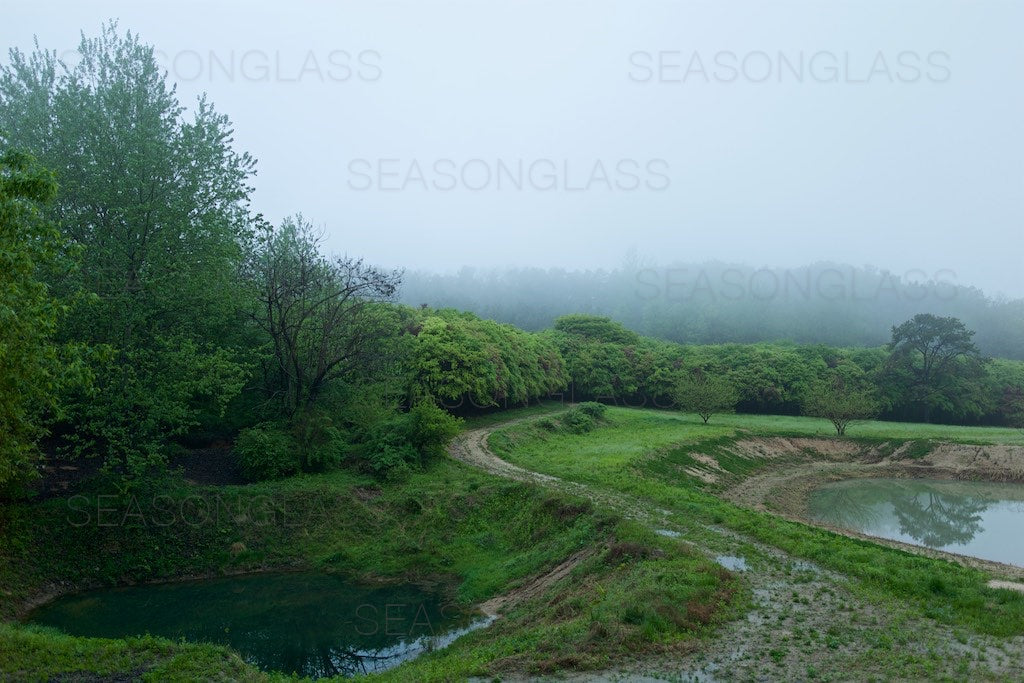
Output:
top-left (451, 417), bottom-right (1024, 682)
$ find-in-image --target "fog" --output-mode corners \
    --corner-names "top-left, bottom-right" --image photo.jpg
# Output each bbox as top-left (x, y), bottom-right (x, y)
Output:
top-left (4, 0), bottom-right (1023, 297)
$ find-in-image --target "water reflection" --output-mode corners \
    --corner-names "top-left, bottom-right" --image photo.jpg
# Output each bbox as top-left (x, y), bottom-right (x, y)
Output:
top-left (891, 489), bottom-right (989, 547)
top-left (808, 478), bottom-right (1024, 567)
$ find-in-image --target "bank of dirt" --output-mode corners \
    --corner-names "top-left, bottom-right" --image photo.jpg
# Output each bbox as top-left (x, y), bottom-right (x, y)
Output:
top-left (720, 438), bottom-right (1024, 580)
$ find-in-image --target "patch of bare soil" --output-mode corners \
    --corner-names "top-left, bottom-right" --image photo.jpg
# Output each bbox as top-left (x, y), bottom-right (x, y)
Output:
top-left (925, 443), bottom-right (1024, 481)
top-left (479, 549), bottom-right (593, 618)
top-left (729, 436), bottom-right (867, 460)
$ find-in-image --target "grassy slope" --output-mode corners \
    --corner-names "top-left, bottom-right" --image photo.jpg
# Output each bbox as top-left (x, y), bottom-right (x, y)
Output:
top-left (0, 406), bottom-right (740, 681)
top-left (490, 408), bottom-right (1024, 638)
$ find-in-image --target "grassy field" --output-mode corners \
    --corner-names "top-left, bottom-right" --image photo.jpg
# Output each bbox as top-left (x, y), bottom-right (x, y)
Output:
top-left (3, 406), bottom-right (1021, 680)
top-left (695, 411), bottom-right (1024, 444)
top-left (489, 407), bottom-right (1024, 640)
top-left (0, 415), bottom-right (740, 681)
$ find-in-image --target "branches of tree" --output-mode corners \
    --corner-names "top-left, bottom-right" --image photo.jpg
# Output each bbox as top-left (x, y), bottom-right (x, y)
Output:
top-left (674, 369), bottom-right (739, 424)
top-left (884, 314), bottom-right (985, 423)
top-left (804, 373), bottom-right (879, 436)
top-left (246, 216), bottom-right (401, 416)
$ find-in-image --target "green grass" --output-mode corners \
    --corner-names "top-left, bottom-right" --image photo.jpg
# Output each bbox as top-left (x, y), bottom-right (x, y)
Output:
top-left (0, 423), bottom-right (739, 681)
top-left (0, 623), bottom-right (273, 682)
top-left (6, 405), bottom-right (1017, 680)
top-left (682, 410), bottom-right (1024, 445)
top-left (490, 407), bottom-right (1024, 638)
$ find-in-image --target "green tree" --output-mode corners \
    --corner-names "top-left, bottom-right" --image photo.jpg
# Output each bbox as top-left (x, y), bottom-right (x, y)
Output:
top-left (675, 369), bottom-right (738, 424)
top-left (1, 24), bottom-right (255, 471)
top-left (804, 373), bottom-right (878, 436)
top-left (885, 314), bottom-right (985, 422)
top-left (0, 146), bottom-right (86, 494)
top-left (246, 216), bottom-right (401, 416)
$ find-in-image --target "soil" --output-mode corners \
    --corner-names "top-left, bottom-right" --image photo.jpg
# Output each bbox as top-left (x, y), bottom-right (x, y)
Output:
top-left (31, 444), bottom-right (244, 500)
top-left (479, 549), bottom-right (594, 618)
top-left (168, 445), bottom-right (245, 486)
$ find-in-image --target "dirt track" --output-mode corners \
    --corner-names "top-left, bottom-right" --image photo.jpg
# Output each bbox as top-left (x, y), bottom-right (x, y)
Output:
top-left (449, 417), bottom-right (1024, 681)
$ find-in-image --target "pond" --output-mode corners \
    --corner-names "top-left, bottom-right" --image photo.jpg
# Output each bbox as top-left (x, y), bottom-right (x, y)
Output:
top-left (25, 572), bottom-right (492, 678)
top-left (808, 478), bottom-right (1024, 567)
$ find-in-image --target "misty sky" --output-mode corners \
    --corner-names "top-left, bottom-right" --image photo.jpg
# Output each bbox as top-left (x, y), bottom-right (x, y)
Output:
top-left (4, 1), bottom-right (1023, 297)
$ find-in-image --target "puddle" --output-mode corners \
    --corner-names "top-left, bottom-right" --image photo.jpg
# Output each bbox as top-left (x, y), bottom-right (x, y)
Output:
top-left (715, 555), bottom-right (748, 571)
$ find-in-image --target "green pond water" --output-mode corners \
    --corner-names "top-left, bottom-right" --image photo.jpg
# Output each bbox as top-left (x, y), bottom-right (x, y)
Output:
top-left (808, 478), bottom-right (1024, 567)
top-left (25, 572), bottom-right (491, 678)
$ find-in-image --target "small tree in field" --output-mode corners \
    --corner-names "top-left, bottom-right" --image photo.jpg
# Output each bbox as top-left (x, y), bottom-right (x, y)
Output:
top-left (805, 375), bottom-right (878, 436)
top-left (675, 370), bottom-right (738, 424)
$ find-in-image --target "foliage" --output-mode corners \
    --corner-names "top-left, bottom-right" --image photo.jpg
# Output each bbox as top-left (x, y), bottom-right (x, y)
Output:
top-left (0, 24), bottom-right (255, 472)
top-left (575, 401), bottom-right (608, 419)
top-left (804, 372), bottom-right (879, 435)
top-left (559, 402), bottom-right (609, 433)
top-left (553, 314), bottom-right (639, 344)
top-left (549, 315), bottom-right (684, 404)
top-left (245, 216), bottom-right (402, 416)
top-left (411, 308), bottom-right (567, 409)
top-left (0, 146), bottom-right (86, 496)
top-left (884, 314), bottom-right (985, 422)
top-left (233, 423), bottom-right (300, 482)
top-left (562, 408), bottom-right (596, 434)
top-left (675, 370), bottom-right (739, 424)
top-left (362, 400), bottom-right (462, 475)
top-left (400, 263), bottom-right (1024, 360)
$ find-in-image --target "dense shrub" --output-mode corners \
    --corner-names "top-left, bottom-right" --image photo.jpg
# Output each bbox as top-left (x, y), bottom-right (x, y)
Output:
top-left (362, 400), bottom-right (463, 476)
top-left (562, 408), bottom-right (596, 434)
top-left (576, 401), bottom-right (608, 419)
top-left (233, 423), bottom-right (300, 482)
top-left (291, 410), bottom-right (347, 472)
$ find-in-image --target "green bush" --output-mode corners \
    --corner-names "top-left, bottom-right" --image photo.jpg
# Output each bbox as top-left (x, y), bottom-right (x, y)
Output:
top-left (536, 417), bottom-right (559, 431)
top-left (405, 399), bottom-right (463, 459)
top-left (233, 423), bottom-right (300, 482)
top-left (292, 410), bottom-right (346, 472)
top-left (361, 400), bottom-right (462, 476)
top-left (562, 408), bottom-right (596, 434)
top-left (576, 401), bottom-right (608, 419)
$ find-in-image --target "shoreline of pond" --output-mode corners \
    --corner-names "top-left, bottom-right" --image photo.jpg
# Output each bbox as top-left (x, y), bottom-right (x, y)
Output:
top-left (722, 456), bottom-right (1024, 582)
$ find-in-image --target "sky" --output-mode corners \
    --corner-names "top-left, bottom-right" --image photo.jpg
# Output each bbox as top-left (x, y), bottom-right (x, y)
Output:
top-left (4, 0), bottom-right (1023, 297)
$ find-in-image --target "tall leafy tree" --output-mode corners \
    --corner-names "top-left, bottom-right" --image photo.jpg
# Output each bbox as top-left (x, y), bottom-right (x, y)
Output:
top-left (0, 24), bottom-right (255, 471)
top-left (0, 145), bottom-right (86, 494)
top-left (885, 314), bottom-right (985, 422)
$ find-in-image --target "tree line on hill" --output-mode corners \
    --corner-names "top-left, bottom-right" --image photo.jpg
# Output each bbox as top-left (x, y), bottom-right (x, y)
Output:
top-left (1, 25), bottom-right (1022, 498)
top-left (399, 263), bottom-right (1024, 361)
